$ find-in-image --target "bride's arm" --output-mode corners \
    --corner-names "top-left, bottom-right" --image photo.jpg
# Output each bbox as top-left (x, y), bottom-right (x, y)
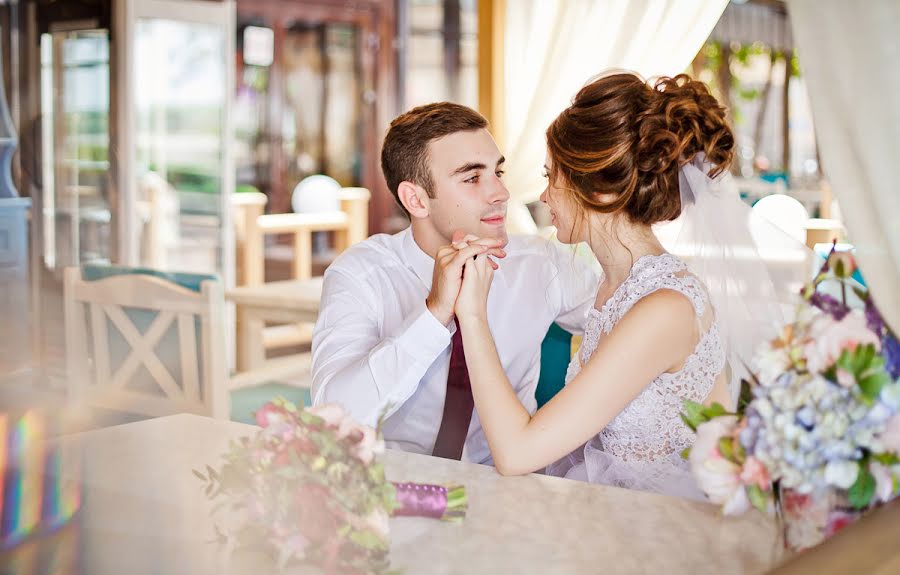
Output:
top-left (459, 285), bottom-right (699, 476)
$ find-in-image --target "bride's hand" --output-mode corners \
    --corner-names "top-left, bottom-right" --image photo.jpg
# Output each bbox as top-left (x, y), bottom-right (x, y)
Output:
top-left (455, 252), bottom-right (496, 325)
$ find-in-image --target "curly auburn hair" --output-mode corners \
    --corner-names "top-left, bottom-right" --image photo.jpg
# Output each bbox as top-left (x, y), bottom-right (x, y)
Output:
top-left (546, 73), bottom-right (735, 226)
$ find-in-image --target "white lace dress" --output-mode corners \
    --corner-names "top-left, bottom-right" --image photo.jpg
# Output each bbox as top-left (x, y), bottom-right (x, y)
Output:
top-left (546, 254), bottom-right (726, 501)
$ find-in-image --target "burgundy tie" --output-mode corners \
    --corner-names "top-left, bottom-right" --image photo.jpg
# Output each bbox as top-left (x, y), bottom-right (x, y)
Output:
top-left (432, 318), bottom-right (474, 460)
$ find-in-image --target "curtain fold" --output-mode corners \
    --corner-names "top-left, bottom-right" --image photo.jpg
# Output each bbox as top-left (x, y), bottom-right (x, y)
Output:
top-left (787, 0), bottom-right (900, 331)
top-left (501, 0), bottom-right (729, 233)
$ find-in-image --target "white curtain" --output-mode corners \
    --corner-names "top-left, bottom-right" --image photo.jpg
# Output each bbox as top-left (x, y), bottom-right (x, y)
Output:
top-left (501, 0), bottom-right (729, 233)
top-left (788, 0), bottom-right (900, 332)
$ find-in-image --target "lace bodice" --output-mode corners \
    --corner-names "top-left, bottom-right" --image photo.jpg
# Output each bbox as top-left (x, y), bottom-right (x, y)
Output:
top-left (557, 254), bottom-right (726, 495)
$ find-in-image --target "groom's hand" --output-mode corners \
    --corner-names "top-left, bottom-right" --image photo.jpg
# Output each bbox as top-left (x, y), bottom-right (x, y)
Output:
top-left (426, 232), bottom-right (505, 326)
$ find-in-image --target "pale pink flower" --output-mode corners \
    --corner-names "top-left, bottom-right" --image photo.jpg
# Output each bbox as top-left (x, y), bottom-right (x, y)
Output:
top-left (690, 415), bottom-right (750, 515)
top-left (828, 251), bottom-right (857, 278)
top-left (804, 311), bottom-right (880, 374)
top-left (739, 457), bottom-right (771, 491)
top-left (870, 463), bottom-right (897, 504)
top-left (353, 425), bottom-right (385, 465)
top-left (878, 414), bottom-right (900, 454)
top-left (307, 403), bottom-right (348, 428)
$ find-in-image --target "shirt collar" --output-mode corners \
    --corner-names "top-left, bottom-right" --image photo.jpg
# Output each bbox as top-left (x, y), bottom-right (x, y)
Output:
top-left (400, 226), bottom-right (508, 290)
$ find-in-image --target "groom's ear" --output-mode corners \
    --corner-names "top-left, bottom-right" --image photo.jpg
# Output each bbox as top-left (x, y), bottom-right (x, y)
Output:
top-left (398, 181), bottom-right (430, 219)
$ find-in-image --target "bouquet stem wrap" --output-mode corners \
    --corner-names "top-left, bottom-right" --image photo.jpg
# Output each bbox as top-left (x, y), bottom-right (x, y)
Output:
top-left (390, 482), bottom-right (467, 523)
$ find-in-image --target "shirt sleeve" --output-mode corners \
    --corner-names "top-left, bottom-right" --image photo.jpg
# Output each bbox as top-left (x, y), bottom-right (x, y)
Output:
top-left (311, 267), bottom-right (452, 427)
top-left (546, 241), bottom-right (601, 335)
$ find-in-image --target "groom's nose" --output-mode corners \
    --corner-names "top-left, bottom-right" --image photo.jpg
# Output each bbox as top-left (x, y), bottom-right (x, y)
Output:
top-left (487, 176), bottom-right (510, 204)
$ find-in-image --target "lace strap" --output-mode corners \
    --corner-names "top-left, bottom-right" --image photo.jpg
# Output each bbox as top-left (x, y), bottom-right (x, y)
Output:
top-left (613, 272), bottom-right (710, 326)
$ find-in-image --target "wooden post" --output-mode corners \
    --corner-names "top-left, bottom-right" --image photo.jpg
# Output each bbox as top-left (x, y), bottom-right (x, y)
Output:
top-left (292, 229), bottom-right (312, 280)
top-left (337, 187), bottom-right (371, 251)
top-left (233, 191), bottom-right (267, 286)
top-left (478, 0), bottom-right (505, 148)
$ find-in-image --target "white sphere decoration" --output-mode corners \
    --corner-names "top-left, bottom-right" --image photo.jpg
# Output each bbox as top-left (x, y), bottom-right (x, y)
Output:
top-left (291, 174), bottom-right (341, 214)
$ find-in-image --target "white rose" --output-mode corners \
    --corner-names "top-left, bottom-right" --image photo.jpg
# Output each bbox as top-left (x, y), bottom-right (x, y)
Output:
top-left (755, 343), bottom-right (792, 385)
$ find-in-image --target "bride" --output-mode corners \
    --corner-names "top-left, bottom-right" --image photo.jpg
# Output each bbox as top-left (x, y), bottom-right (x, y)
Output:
top-left (453, 72), bottom-right (747, 500)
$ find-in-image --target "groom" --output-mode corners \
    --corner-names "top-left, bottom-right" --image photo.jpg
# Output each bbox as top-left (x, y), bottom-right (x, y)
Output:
top-left (311, 102), bottom-right (597, 464)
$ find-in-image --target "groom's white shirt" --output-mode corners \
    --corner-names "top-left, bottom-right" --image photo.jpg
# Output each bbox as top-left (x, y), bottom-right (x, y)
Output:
top-left (311, 226), bottom-right (598, 464)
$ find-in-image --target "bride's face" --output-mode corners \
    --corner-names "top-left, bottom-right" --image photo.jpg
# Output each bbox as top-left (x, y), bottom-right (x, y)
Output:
top-left (540, 153), bottom-right (584, 244)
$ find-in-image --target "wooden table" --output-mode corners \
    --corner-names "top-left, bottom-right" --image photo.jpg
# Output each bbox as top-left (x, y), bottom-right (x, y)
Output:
top-left (39, 414), bottom-right (782, 574)
top-left (226, 278), bottom-right (323, 371)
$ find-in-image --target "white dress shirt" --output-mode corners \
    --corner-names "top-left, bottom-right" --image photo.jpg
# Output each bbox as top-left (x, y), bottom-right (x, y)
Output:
top-left (311, 227), bottom-right (598, 464)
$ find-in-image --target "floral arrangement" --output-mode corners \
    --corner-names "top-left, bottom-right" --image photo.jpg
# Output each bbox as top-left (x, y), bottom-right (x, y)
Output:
top-left (682, 247), bottom-right (900, 550)
top-left (194, 399), bottom-right (466, 574)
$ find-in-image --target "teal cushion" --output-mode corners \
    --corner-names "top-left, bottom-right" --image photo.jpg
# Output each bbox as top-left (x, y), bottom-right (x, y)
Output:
top-left (536, 323), bottom-right (573, 408)
top-left (230, 384), bottom-right (312, 425)
top-left (81, 264), bottom-right (217, 292)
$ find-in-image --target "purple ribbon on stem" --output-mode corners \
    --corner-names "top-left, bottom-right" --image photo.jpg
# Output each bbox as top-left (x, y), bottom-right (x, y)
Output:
top-left (390, 482), bottom-right (467, 523)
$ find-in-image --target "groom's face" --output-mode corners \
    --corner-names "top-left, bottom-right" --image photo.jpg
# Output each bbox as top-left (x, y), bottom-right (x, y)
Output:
top-left (425, 129), bottom-right (510, 247)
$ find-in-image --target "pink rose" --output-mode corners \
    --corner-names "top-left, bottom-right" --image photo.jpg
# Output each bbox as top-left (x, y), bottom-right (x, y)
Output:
top-left (878, 414), bottom-right (900, 454)
top-left (739, 457), bottom-right (771, 491)
top-left (255, 402), bottom-right (291, 428)
top-left (689, 415), bottom-right (750, 515)
top-left (804, 311), bottom-right (880, 375)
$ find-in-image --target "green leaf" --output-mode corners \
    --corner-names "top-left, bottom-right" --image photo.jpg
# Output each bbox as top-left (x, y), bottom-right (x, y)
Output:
top-left (704, 402), bottom-right (729, 419)
top-left (738, 379), bottom-right (754, 413)
top-left (859, 369), bottom-right (890, 401)
top-left (848, 464), bottom-right (876, 510)
top-left (718, 437), bottom-right (735, 463)
top-left (681, 447), bottom-right (691, 460)
top-left (873, 452), bottom-right (900, 466)
top-left (747, 485), bottom-right (770, 514)
top-left (349, 529), bottom-right (388, 551)
top-left (681, 400), bottom-right (707, 432)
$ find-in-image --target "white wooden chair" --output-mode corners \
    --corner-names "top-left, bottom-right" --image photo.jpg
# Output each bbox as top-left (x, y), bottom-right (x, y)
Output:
top-left (63, 267), bottom-right (228, 419)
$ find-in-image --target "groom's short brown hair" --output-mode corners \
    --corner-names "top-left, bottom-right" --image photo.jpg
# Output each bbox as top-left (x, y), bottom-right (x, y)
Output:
top-left (381, 102), bottom-right (488, 216)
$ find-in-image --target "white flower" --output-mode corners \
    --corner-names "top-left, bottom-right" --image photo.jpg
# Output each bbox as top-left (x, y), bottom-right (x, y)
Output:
top-left (690, 416), bottom-right (750, 515)
top-left (881, 384), bottom-right (900, 411)
top-left (824, 460), bottom-right (859, 489)
top-left (755, 343), bottom-right (792, 385)
top-left (804, 311), bottom-right (880, 375)
top-left (364, 509), bottom-right (390, 538)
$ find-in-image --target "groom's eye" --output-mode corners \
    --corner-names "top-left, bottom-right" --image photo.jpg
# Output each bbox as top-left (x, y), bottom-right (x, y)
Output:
top-left (464, 174), bottom-right (480, 184)
top-left (495, 170), bottom-right (505, 178)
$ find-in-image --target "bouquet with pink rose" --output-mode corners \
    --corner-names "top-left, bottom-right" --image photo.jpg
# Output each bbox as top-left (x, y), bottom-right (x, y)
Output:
top-left (194, 399), bottom-right (466, 574)
top-left (682, 245), bottom-right (900, 552)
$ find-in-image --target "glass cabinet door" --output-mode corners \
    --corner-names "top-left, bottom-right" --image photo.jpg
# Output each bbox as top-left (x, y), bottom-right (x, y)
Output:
top-left (122, 0), bottom-right (235, 284)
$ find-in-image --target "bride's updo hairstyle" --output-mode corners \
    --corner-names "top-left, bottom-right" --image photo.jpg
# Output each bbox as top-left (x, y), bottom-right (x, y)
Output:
top-left (546, 73), bottom-right (735, 225)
